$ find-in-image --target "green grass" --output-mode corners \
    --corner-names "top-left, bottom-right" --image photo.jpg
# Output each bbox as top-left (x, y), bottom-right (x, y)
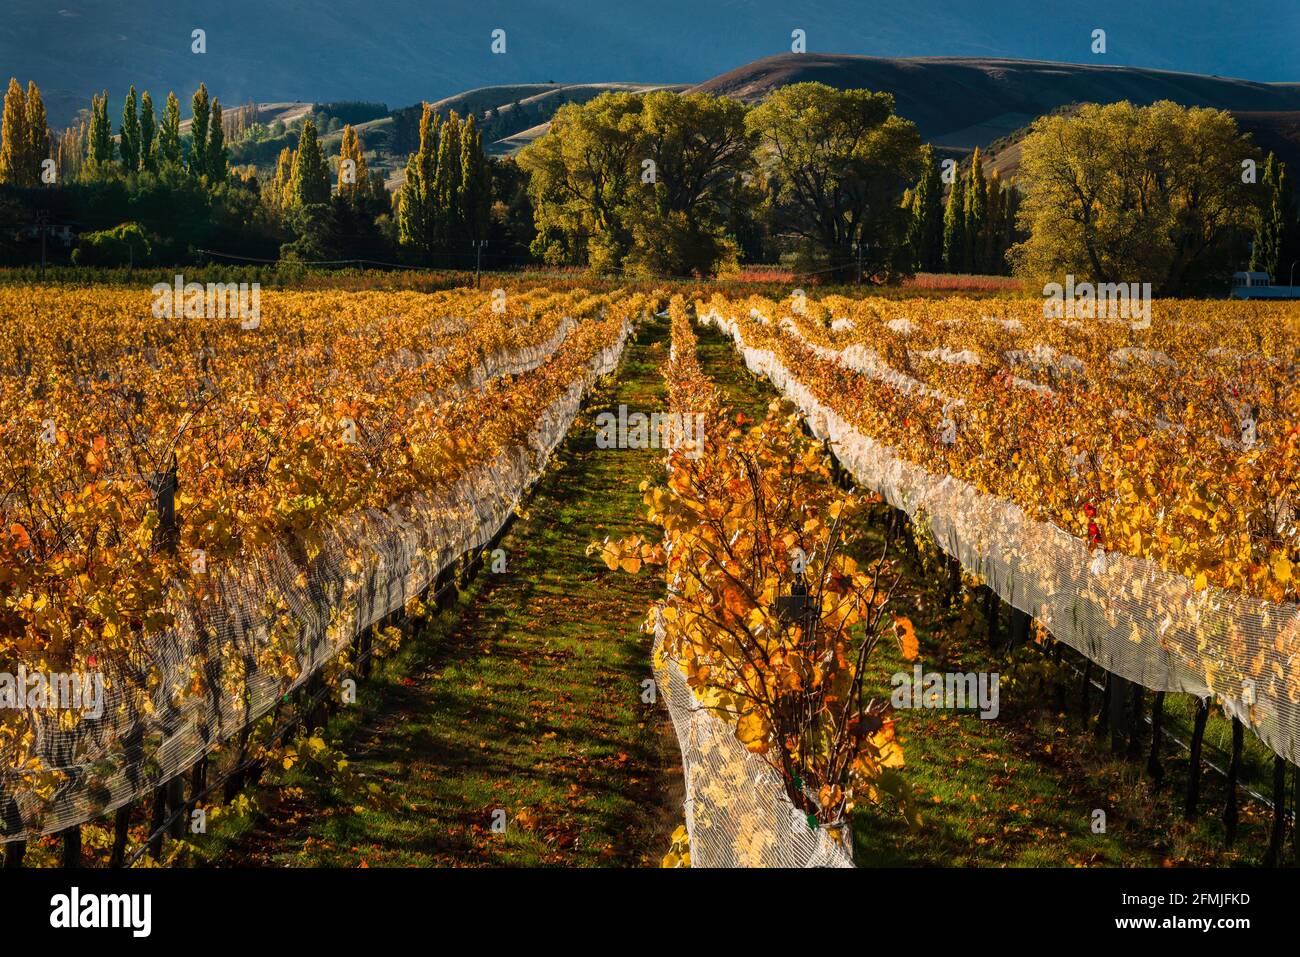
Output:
top-left (214, 320), bottom-right (682, 866)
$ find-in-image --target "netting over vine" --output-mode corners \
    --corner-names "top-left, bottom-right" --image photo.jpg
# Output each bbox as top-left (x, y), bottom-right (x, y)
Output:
top-left (654, 618), bottom-right (854, 868)
top-left (703, 308), bottom-right (1300, 769)
top-left (0, 316), bottom-right (632, 841)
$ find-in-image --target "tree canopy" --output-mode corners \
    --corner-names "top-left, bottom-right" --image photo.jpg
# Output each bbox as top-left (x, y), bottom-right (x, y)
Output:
top-left (1010, 100), bottom-right (1259, 294)
top-left (747, 82), bottom-right (922, 281)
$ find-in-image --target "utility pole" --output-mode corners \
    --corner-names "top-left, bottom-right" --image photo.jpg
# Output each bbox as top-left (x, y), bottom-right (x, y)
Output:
top-left (35, 210), bottom-right (47, 282)
top-left (473, 240), bottom-right (488, 289)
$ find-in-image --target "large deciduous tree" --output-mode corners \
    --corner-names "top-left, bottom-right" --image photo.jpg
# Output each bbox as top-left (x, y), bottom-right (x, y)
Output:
top-left (519, 90), bottom-right (754, 276)
top-left (1010, 100), bottom-right (1258, 294)
top-left (624, 91), bottom-right (754, 277)
top-left (519, 92), bottom-right (643, 272)
top-left (746, 82), bottom-right (922, 282)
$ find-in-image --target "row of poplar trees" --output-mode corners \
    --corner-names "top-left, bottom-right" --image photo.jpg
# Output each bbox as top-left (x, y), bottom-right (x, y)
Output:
top-left (1250, 152), bottom-right (1299, 283)
top-left (904, 145), bottom-right (1019, 275)
top-left (395, 104), bottom-right (493, 261)
top-left (0, 78), bottom-right (48, 187)
top-left (80, 83), bottom-right (227, 182)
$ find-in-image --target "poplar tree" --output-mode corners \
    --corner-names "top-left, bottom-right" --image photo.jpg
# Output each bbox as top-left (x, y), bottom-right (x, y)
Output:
top-left (157, 92), bottom-right (182, 167)
top-left (270, 145), bottom-right (294, 207)
top-left (120, 86), bottom-right (140, 171)
top-left (433, 110), bottom-right (463, 244)
top-left (1276, 163), bottom-right (1299, 283)
top-left (397, 102), bottom-right (440, 256)
top-left (207, 98), bottom-right (227, 181)
top-left (336, 123), bottom-right (370, 199)
top-left (139, 91), bottom-right (156, 171)
top-left (906, 144), bottom-right (944, 271)
top-left (189, 83), bottom-right (210, 176)
top-left (942, 174), bottom-right (965, 272)
top-left (88, 91), bottom-right (114, 171)
top-left (458, 114), bottom-right (492, 242)
top-left (56, 121), bottom-right (87, 183)
top-left (0, 78), bottom-right (28, 186)
top-left (984, 170), bottom-right (1004, 273)
top-left (24, 81), bottom-right (47, 182)
top-left (288, 118), bottom-right (329, 206)
top-left (963, 147), bottom-right (987, 272)
top-left (1001, 181), bottom-right (1019, 270)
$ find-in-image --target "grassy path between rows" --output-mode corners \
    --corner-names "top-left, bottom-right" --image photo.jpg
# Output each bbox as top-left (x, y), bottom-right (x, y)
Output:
top-left (691, 316), bottom-right (1282, 867)
top-left (209, 313), bottom-right (1285, 869)
top-left (215, 319), bottom-right (681, 866)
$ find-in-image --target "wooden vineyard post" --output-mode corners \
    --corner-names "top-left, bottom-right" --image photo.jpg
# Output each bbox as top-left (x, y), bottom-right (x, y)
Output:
top-left (151, 457), bottom-right (180, 555)
top-left (190, 756), bottom-right (207, 817)
top-left (1108, 674), bottom-right (1129, 755)
top-left (148, 786), bottom-right (167, 860)
top-left (1125, 684), bottom-right (1144, 760)
top-left (109, 806), bottom-right (131, 868)
top-left (1052, 642), bottom-right (1066, 716)
top-left (945, 555), bottom-right (961, 608)
top-left (1223, 716), bottom-right (1243, 847)
top-left (4, 840), bottom-right (25, 868)
top-left (1079, 661), bottom-right (1092, 723)
top-left (60, 826), bottom-right (81, 867)
top-left (359, 624), bottom-right (374, 680)
top-left (435, 561), bottom-right (458, 610)
top-left (167, 776), bottom-right (186, 839)
top-left (1008, 607), bottom-right (1031, 649)
top-left (984, 587), bottom-right (999, 647)
top-left (1146, 692), bottom-right (1165, 786)
top-left (1185, 697), bottom-right (1211, 820)
top-left (1264, 757), bottom-right (1288, 867)
top-left (224, 725), bottom-right (250, 803)
top-left (1095, 672), bottom-right (1112, 741)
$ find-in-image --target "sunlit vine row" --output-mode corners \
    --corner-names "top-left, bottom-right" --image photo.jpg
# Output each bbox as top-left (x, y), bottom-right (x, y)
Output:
top-left (596, 296), bottom-right (912, 836)
top-left (0, 284), bottom-right (652, 823)
top-left (701, 293), bottom-right (1299, 603)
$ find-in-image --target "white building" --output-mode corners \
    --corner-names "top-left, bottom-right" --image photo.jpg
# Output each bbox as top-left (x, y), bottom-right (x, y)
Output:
top-left (1230, 271), bottom-right (1300, 299)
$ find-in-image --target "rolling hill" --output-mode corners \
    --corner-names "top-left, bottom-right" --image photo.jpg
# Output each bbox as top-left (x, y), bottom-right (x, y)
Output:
top-left (11, 1), bottom-right (1297, 133)
top-left (691, 54), bottom-right (1300, 151)
top-left (471, 54), bottom-right (1300, 177)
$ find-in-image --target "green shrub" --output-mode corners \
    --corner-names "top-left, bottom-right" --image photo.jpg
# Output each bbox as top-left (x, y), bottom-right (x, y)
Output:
top-left (71, 222), bottom-right (152, 267)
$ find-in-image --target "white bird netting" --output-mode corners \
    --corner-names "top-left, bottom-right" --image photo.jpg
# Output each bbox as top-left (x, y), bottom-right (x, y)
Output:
top-left (653, 617), bottom-right (855, 868)
top-left (0, 318), bottom-right (632, 841)
top-left (702, 308), bottom-right (1300, 770)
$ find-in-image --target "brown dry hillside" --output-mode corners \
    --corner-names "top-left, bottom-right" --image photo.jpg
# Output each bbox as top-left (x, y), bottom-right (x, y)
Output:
top-left (690, 54), bottom-right (1300, 150)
